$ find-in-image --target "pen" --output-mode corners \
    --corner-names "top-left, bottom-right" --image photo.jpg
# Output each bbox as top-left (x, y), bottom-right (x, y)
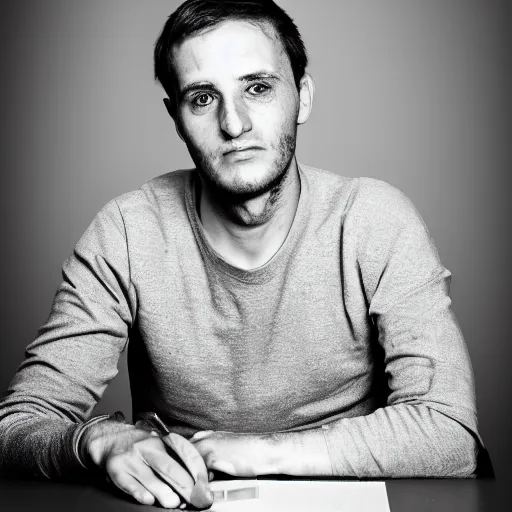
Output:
top-left (135, 412), bottom-right (259, 504)
top-left (135, 412), bottom-right (213, 508)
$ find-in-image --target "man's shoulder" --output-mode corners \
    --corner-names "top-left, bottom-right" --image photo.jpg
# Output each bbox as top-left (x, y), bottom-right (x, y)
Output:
top-left (349, 176), bottom-right (423, 228)
top-left (301, 165), bottom-right (413, 216)
top-left (299, 164), bottom-right (356, 212)
top-left (301, 165), bottom-right (424, 233)
top-left (300, 164), bottom-right (353, 189)
top-left (112, 169), bottom-right (193, 213)
top-left (300, 164), bottom-right (399, 198)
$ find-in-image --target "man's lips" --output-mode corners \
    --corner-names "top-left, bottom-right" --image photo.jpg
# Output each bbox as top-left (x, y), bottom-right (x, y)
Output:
top-left (222, 141), bottom-right (264, 155)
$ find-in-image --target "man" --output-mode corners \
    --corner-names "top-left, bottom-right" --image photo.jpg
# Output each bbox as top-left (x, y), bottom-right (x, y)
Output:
top-left (0, 0), bottom-right (483, 509)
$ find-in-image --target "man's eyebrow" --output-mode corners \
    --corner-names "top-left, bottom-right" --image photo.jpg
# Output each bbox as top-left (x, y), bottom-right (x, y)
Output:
top-left (240, 72), bottom-right (280, 82)
top-left (180, 82), bottom-right (217, 98)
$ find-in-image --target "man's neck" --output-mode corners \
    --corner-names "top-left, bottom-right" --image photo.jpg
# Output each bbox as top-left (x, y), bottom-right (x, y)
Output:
top-left (198, 161), bottom-right (301, 271)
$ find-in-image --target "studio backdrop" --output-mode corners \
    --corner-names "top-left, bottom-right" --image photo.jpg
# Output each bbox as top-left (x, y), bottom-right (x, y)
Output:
top-left (0, 0), bottom-right (510, 480)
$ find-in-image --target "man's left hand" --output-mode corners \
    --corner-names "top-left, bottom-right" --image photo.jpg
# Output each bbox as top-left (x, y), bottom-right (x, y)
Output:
top-left (189, 430), bottom-right (277, 477)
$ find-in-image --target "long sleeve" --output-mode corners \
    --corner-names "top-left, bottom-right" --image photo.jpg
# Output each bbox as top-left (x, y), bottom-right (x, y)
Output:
top-left (0, 199), bottom-right (136, 478)
top-left (322, 179), bottom-right (481, 478)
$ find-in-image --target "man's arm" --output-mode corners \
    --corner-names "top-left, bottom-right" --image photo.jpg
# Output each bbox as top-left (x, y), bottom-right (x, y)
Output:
top-left (0, 199), bottom-right (134, 478)
top-left (190, 179), bottom-right (482, 478)
top-left (0, 199), bottom-right (213, 508)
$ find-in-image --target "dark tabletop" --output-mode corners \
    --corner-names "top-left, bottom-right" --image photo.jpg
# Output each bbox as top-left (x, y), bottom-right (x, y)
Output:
top-left (0, 473), bottom-right (509, 512)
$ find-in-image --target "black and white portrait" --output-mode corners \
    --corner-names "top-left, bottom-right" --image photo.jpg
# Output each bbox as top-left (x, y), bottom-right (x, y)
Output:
top-left (0, 1), bottom-right (509, 510)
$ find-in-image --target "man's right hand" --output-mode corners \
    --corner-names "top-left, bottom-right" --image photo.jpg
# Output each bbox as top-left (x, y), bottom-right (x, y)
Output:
top-left (80, 420), bottom-right (214, 509)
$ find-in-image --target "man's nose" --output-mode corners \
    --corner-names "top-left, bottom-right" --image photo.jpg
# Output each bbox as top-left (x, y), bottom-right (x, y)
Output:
top-left (219, 98), bottom-right (252, 138)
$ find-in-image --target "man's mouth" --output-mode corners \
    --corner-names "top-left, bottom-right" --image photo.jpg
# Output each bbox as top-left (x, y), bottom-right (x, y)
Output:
top-left (223, 141), bottom-right (264, 155)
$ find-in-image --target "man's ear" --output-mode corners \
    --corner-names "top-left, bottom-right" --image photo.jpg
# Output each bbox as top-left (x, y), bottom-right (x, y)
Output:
top-left (163, 97), bottom-right (176, 118)
top-left (163, 97), bottom-right (185, 142)
top-left (297, 73), bottom-right (315, 125)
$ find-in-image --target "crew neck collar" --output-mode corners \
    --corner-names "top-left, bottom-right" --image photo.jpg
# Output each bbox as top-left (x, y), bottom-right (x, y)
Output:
top-left (185, 164), bottom-right (309, 285)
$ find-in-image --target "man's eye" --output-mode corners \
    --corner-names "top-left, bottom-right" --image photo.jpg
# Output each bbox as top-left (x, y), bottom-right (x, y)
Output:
top-left (192, 93), bottom-right (214, 107)
top-left (247, 83), bottom-right (270, 95)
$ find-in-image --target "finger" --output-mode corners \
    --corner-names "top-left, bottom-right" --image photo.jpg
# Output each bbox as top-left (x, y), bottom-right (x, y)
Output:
top-left (206, 459), bottom-right (236, 476)
top-left (164, 433), bottom-right (210, 483)
top-left (108, 470), bottom-right (155, 506)
top-left (190, 430), bottom-right (214, 442)
top-left (132, 460), bottom-right (182, 509)
top-left (143, 448), bottom-right (195, 503)
top-left (162, 433), bottom-right (213, 508)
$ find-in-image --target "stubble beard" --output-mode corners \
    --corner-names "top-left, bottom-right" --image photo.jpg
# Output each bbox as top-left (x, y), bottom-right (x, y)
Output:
top-left (192, 132), bottom-right (297, 226)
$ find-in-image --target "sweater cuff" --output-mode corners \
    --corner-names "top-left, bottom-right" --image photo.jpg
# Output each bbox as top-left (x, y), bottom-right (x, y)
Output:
top-left (72, 411), bottom-right (126, 469)
top-left (321, 424), bottom-right (335, 476)
top-left (321, 421), bottom-right (358, 478)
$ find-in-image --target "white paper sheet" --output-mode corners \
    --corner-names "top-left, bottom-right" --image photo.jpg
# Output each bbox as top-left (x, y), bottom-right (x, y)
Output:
top-left (209, 479), bottom-right (390, 512)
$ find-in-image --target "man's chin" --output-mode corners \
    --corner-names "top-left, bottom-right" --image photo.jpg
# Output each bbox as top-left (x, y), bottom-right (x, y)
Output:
top-left (225, 178), bottom-right (274, 198)
top-left (199, 167), bottom-right (288, 202)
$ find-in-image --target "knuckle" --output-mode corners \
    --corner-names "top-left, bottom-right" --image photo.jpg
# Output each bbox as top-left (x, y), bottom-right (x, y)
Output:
top-left (160, 462), bottom-right (176, 477)
top-left (105, 456), bottom-right (125, 477)
top-left (123, 485), bottom-right (138, 496)
top-left (204, 454), bottom-right (217, 468)
top-left (135, 435), bottom-right (163, 452)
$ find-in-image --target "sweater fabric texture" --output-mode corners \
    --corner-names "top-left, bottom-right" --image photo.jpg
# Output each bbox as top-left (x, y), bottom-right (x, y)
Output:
top-left (0, 165), bottom-right (481, 478)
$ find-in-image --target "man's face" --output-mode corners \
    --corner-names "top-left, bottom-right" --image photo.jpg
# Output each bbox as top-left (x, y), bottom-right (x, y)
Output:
top-left (171, 20), bottom-right (304, 197)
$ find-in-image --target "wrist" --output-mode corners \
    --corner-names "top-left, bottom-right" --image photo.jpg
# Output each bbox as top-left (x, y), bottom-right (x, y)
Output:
top-left (253, 433), bottom-right (282, 475)
top-left (264, 428), bottom-right (333, 476)
top-left (75, 412), bottom-right (132, 469)
top-left (73, 414), bottom-right (110, 469)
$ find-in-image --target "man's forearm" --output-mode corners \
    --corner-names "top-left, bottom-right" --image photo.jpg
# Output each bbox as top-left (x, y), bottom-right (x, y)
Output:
top-left (266, 404), bottom-right (479, 478)
top-left (265, 427), bottom-right (333, 476)
top-left (190, 427), bottom-right (333, 477)
top-left (0, 412), bottom-right (84, 479)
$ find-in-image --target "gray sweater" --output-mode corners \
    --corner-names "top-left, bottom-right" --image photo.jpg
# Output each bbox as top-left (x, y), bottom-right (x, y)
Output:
top-left (0, 165), bottom-right (481, 478)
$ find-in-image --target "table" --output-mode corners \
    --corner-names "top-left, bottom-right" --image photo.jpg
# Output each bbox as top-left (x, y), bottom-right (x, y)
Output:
top-left (0, 474), bottom-right (507, 512)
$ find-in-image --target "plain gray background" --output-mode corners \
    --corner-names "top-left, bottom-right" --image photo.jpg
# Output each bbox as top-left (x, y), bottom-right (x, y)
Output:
top-left (0, 0), bottom-right (510, 481)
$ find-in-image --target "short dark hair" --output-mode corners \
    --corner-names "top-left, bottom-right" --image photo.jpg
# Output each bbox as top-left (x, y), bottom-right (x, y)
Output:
top-left (154, 0), bottom-right (308, 98)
